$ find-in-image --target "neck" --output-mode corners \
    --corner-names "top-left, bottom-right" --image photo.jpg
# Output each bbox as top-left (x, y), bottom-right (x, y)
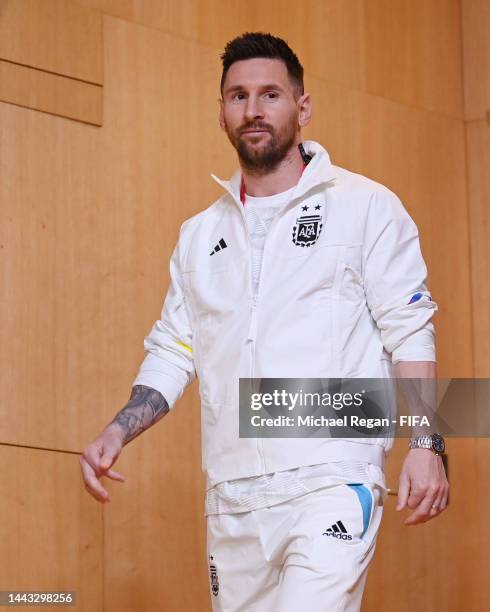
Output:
top-left (240, 139), bottom-right (306, 197)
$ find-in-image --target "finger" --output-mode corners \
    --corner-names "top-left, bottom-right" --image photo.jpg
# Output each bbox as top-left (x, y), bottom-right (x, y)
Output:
top-left (435, 486), bottom-right (449, 512)
top-left (82, 468), bottom-right (110, 502)
top-left (404, 490), bottom-right (437, 525)
top-left (439, 472), bottom-right (450, 510)
top-left (428, 465), bottom-right (449, 516)
top-left (99, 449), bottom-right (118, 471)
top-left (85, 476), bottom-right (110, 503)
top-left (100, 458), bottom-right (112, 470)
top-left (406, 487), bottom-right (426, 509)
top-left (79, 455), bottom-right (97, 483)
top-left (440, 487), bottom-right (449, 510)
top-left (405, 490), bottom-right (438, 525)
top-left (396, 474), bottom-right (410, 510)
top-left (85, 482), bottom-right (110, 503)
top-left (105, 468), bottom-right (126, 482)
top-left (80, 457), bottom-right (110, 502)
top-left (83, 445), bottom-right (103, 470)
top-left (428, 487), bottom-right (446, 516)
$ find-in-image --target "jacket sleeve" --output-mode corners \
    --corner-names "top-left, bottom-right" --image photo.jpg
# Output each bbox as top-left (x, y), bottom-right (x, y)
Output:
top-left (132, 229), bottom-right (196, 408)
top-left (362, 188), bottom-right (438, 364)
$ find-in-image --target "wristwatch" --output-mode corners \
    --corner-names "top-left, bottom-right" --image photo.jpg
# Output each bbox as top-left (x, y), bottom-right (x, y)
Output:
top-left (409, 433), bottom-right (445, 455)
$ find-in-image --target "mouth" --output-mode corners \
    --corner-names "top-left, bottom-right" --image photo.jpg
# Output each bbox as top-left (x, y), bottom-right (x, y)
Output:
top-left (242, 129), bottom-right (269, 134)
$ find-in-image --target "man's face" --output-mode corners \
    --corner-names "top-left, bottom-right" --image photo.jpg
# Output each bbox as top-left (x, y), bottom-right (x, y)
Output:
top-left (219, 58), bottom-right (310, 173)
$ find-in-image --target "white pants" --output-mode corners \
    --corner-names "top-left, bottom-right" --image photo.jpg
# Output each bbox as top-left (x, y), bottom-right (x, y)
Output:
top-left (206, 482), bottom-right (384, 612)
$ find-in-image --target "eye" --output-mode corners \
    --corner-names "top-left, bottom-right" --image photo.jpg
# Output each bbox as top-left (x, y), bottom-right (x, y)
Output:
top-left (265, 91), bottom-right (278, 99)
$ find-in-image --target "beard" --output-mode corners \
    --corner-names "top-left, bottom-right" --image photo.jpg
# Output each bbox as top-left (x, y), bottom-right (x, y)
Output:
top-left (224, 114), bottom-right (298, 175)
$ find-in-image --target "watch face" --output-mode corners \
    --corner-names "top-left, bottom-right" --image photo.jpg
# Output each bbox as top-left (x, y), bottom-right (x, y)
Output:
top-left (432, 434), bottom-right (445, 453)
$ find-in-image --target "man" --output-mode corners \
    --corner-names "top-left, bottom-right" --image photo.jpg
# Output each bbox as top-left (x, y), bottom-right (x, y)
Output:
top-left (81, 32), bottom-right (449, 611)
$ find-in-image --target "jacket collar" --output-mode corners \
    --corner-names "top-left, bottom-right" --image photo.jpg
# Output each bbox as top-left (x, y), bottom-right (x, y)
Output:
top-left (210, 140), bottom-right (337, 207)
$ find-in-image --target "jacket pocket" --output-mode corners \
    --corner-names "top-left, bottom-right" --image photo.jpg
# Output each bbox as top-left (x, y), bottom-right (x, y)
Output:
top-left (339, 245), bottom-right (364, 302)
top-left (274, 243), bottom-right (347, 299)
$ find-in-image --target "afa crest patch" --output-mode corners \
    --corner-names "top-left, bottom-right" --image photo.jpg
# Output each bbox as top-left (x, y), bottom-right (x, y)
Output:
top-left (292, 204), bottom-right (324, 247)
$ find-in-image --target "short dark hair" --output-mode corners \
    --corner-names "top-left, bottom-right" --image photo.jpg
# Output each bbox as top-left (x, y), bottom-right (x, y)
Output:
top-left (220, 32), bottom-right (304, 99)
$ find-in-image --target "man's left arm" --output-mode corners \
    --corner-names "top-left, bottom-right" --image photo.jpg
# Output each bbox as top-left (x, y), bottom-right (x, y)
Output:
top-left (393, 360), bottom-right (449, 526)
top-left (362, 188), bottom-right (448, 526)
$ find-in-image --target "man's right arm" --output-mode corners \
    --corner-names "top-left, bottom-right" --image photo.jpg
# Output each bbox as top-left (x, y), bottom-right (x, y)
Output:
top-left (108, 384), bottom-right (170, 445)
top-left (80, 228), bottom-right (195, 503)
top-left (79, 384), bottom-right (169, 504)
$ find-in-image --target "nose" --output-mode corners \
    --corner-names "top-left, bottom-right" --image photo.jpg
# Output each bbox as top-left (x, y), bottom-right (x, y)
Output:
top-left (243, 95), bottom-right (264, 123)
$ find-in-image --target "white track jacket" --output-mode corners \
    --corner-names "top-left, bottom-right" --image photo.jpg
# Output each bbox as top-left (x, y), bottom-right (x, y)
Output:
top-left (132, 140), bottom-right (438, 488)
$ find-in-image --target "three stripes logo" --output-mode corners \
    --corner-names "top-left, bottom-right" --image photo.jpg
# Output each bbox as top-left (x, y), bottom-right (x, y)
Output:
top-left (210, 238), bottom-right (227, 256)
top-left (322, 520), bottom-right (352, 540)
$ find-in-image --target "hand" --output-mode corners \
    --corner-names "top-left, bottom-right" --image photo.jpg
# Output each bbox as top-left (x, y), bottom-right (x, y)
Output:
top-left (79, 424), bottom-right (126, 503)
top-left (396, 448), bottom-right (449, 526)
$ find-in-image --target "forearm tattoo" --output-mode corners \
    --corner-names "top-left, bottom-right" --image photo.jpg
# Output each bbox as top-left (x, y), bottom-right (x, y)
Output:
top-left (110, 385), bottom-right (169, 445)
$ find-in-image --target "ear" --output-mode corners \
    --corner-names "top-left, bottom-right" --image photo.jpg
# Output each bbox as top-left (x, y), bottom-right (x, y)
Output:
top-left (297, 93), bottom-right (312, 128)
top-left (218, 98), bottom-right (225, 131)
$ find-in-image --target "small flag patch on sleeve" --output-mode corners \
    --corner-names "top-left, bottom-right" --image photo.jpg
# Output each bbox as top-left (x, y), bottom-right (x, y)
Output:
top-left (408, 292), bottom-right (423, 304)
top-left (408, 292), bottom-right (432, 305)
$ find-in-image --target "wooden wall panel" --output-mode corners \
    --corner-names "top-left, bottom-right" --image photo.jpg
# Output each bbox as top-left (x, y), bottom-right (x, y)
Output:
top-left (0, 445), bottom-right (103, 611)
top-left (76, 0), bottom-right (463, 117)
top-left (466, 120), bottom-right (490, 377)
top-left (462, 0), bottom-right (490, 378)
top-left (0, 102), bottom-right (103, 450)
top-left (462, 0), bottom-right (490, 120)
top-left (364, 0), bottom-right (463, 119)
top-left (0, 60), bottom-right (103, 125)
top-left (0, 0), bottom-right (103, 85)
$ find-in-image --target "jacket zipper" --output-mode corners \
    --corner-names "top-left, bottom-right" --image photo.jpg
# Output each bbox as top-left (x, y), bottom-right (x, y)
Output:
top-left (223, 193), bottom-right (265, 469)
top-left (232, 199), bottom-right (265, 471)
top-left (245, 188), bottom-right (307, 474)
top-left (218, 175), bottom-right (328, 475)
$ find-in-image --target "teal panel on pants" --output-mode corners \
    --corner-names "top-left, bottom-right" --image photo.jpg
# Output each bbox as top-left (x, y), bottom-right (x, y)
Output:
top-left (347, 484), bottom-right (372, 539)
